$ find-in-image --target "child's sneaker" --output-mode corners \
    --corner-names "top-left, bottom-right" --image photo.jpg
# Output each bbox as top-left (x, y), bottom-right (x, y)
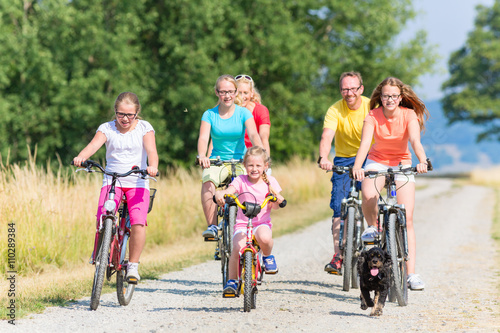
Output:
top-left (126, 262), bottom-right (140, 284)
top-left (223, 279), bottom-right (238, 297)
top-left (324, 253), bottom-right (342, 275)
top-left (263, 255), bottom-right (278, 274)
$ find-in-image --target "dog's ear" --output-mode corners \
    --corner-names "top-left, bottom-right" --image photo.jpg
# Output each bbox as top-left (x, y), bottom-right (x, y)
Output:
top-left (384, 251), bottom-right (392, 266)
top-left (358, 251), bottom-right (366, 266)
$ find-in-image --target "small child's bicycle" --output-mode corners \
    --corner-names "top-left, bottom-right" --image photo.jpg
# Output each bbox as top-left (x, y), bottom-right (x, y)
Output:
top-left (72, 160), bottom-right (157, 310)
top-left (223, 193), bottom-right (286, 312)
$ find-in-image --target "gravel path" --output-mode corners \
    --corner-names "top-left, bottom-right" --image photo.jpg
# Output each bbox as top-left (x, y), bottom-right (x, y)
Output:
top-left (5, 178), bottom-right (500, 332)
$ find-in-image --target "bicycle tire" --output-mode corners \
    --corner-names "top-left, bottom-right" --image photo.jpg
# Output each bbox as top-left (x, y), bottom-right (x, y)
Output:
top-left (90, 218), bottom-right (113, 310)
top-left (228, 205), bottom-right (237, 255)
top-left (116, 232), bottom-right (136, 306)
top-left (220, 218), bottom-right (229, 286)
top-left (386, 212), bottom-right (408, 306)
top-left (243, 251), bottom-right (253, 312)
top-left (342, 206), bottom-right (356, 291)
top-left (351, 212), bottom-right (363, 289)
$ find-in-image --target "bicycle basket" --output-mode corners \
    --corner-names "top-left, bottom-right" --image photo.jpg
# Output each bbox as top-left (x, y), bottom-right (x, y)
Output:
top-left (148, 188), bottom-right (157, 214)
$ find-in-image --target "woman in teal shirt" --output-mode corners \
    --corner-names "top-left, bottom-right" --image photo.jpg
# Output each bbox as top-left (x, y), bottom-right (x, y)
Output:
top-left (197, 74), bottom-right (263, 238)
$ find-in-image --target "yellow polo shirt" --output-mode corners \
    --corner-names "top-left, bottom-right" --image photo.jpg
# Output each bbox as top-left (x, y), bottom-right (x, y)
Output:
top-left (323, 96), bottom-right (371, 157)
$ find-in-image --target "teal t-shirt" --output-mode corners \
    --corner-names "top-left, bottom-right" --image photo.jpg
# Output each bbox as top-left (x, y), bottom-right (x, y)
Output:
top-left (201, 105), bottom-right (253, 160)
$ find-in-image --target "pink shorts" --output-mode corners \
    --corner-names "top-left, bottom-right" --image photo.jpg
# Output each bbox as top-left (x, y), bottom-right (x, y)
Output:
top-left (233, 221), bottom-right (272, 239)
top-left (96, 186), bottom-right (150, 226)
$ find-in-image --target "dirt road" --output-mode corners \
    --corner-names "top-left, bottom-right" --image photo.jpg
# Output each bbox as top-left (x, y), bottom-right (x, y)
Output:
top-left (5, 178), bottom-right (500, 332)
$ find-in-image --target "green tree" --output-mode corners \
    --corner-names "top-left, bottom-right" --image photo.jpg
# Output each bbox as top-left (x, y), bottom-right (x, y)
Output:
top-left (442, 1), bottom-right (500, 141)
top-left (0, 0), bottom-right (436, 167)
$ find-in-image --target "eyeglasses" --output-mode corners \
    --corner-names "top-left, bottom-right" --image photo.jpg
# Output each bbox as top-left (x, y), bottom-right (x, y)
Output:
top-left (235, 74), bottom-right (253, 81)
top-left (341, 85), bottom-right (361, 94)
top-left (115, 112), bottom-right (137, 119)
top-left (381, 94), bottom-right (401, 101)
top-left (217, 90), bottom-right (237, 96)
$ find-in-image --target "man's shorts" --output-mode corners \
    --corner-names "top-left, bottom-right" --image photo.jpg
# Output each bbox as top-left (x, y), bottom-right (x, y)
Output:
top-left (330, 156), bottom-right (364, 218)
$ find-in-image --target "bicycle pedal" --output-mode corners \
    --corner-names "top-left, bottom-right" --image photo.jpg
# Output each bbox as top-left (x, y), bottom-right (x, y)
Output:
top-left (222, 293), bottom-right (237, 298)
top-left (204, 236), bottom-right (218, 242)
top-left (126, 277), bottom-right (139, 285)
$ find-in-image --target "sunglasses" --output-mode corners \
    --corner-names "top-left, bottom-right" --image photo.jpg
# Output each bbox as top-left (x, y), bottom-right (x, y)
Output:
top-left (235, 74), bottom-right (253, 81)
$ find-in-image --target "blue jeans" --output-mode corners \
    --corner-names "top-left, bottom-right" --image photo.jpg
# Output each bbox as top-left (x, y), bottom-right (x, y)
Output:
top-left (330, 156), bottom-right (365, 218)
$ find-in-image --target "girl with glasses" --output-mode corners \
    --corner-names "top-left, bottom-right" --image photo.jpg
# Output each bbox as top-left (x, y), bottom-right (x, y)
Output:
top-left (234, 74), bottom-right (272, 165)
top-left (352, 77), bottom-right (430, 291)
top-left (73, 92), bottom-right (159, 283)
top-left (197, 75), bottom-right (263, 239)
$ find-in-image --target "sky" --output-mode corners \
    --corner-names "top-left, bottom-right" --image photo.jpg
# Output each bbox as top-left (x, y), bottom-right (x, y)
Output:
top-left (398, 0), bottom-right (495, 101)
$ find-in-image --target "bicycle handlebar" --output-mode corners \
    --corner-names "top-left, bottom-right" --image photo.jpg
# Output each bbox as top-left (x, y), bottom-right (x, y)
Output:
top-left (71, 160), bottom-right (159, 178)
top-left (364, 158), bottom-right (433, 178)
top-left (327, 158), bottom-right (433, 177)
top-left (218, 193), bottom-right (286, 219)
top-left (195, 156), bottom-right (243, 167)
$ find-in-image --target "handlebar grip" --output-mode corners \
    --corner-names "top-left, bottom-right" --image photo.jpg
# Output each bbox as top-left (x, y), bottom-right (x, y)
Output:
top-left (212, 195), bottom-right (217, 203)
top-left (70, 161), bottom-right (75, 166)
top-left (279, 200), bottom-right (287, 208)
top-left (426, 158), bottom-right (433, 171)
top-left (81, 160), bottom-right (95, 168)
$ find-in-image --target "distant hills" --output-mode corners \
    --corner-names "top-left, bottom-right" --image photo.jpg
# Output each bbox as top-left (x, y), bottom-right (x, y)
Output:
top-left (420, 100), bottom-right (500, 173)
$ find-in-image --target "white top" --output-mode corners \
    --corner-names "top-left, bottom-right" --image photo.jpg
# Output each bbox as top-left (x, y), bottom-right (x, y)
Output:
top-left (97, 120), bottom-right (155, 189)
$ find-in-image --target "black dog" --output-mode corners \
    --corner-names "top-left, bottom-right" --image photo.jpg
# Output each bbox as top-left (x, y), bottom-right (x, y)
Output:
top-left (357, 247), bottom-right (392, 316)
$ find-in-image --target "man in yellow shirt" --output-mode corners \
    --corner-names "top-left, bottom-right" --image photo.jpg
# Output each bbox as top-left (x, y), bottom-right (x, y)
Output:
top-left (318, 71), bottom-right (370, 275)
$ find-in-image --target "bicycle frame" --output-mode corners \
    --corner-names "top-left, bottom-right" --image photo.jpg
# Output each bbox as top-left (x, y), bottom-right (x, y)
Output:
top-left (339, 171), bottom-right (364, 254)
top-left (203, 157), bottom-right (242, 286)
top-left (224, 194), bottom-right (286, 312)
top-left (364, 159), bottom-right (432, 307)
top-left (330, 165), bottom-right (364, 291)
top-left (74, 159), bottom-right (156, 310)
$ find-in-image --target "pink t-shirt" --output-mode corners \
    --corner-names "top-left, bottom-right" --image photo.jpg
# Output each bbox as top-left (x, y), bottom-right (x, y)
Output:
top-left (229, 174), bottom-right (282, 226)
top-left (365, 107), bottom-right (419, 165)
top-left (244, 102), bottom-right (271, 148)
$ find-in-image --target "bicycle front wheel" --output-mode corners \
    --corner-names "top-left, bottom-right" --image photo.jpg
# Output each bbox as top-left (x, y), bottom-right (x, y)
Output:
top-left (342, 206), bottom-right (356, 292)
top-left (386, 212), bottom-right (408, 306)
top-left (116, 232), bottom-right (136, 306)
top-left (90, 218), bottom-right (113, 310)
top-left (243, 251), bottom-right (255, 312)
top-left (228, 205), bottom-right (237, 254)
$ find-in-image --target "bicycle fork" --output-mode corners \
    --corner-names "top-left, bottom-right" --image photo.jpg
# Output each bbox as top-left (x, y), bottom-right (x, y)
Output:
top-left (383, 204), bottom-right (409, 260)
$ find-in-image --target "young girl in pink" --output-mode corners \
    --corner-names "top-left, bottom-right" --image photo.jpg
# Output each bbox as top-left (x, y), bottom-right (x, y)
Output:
top-left (214, 146), bottom-right (285, 296)
top-left (73, 92), bottom-right (159, 284)
top-left (352, 77), bottom-right (430, 291)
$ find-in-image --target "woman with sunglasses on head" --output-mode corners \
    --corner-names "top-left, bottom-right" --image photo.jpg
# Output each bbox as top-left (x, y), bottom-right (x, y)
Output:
top-left (197, 74), bottom-right (263, 239)
top-left (73, 92), bottom-right (159, 283)
top-left (351, 77), bottom-right (430, 291)
top-left (235, 74), bottom-right (271, 160)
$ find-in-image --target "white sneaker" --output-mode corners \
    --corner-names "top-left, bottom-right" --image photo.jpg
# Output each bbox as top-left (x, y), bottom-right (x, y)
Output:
top-left (407, 273), bottom-right (425, 290)
top-left (361, 225), bottom-right (379, 242)
top-left (126, 262), bottom-right (140, 284)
